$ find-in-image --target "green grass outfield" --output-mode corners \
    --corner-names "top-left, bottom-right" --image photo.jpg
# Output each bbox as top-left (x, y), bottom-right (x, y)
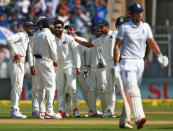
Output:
top-left (0, 100), bottom-right (173, 131)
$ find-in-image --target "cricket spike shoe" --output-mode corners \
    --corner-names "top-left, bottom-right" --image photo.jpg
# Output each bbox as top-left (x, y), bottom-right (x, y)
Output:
top-left (10, 110), bottom-right (27, 119)
top-left (102, 111), bottom-right (116, 118)
top-left (137, 118), bottom-right (146, 129)
top-left (96, 110), bottom-right (103, 117)
top-left (32, 111), bottom-right (39, 118)
top-left (39, 112), bottom-right (45, 119)
top-left (45, 112), bottom-right (62, 119)
top-left (119, 122), bottom-right (133, 129)
top-left (73, 108), bottom-right (80, 117)
top-left (59, 110), bottom-right (66, 118)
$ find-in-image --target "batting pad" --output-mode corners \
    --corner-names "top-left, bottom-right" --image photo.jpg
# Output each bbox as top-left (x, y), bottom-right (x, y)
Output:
top-left (127, 84), bottom-right (145, 122)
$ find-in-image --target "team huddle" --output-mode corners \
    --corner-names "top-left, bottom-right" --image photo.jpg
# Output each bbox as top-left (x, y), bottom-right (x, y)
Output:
top-left (7, 3), bottom-right (168, 130)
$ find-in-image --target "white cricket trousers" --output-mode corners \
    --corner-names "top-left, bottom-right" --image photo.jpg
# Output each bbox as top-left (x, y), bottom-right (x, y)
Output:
top-left (56, 65), bottom-right (78, 112)
top-left (120, 58), bottom-right (145, 122)
top-left (77, 68), bottom-right (89, 105)
top-left (65, 69), bottom-right (89, 113)
top-left (35, 59), bottom-right (56, 113)
top-left (88, 67), bottom-right (107, 113)
top-left (32, 75), bottom-right (39, 112)
top-left (9, 60), bottom-right (24, 112)
top-left (32, 75), bottom-right (46, 112)
top-left (103, 61), bottom-right (116, 114)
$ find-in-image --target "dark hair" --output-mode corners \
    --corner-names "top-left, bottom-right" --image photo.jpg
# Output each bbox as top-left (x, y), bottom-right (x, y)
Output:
top-left (39, 18), bottom-right (49, 28)
top-left (54, 19), bottom-right (64, 27)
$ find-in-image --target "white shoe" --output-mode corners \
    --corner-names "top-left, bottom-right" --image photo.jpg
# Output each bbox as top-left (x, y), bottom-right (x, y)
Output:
top-left (119, 122), bottom-right (133, 129)
top-left (45, 112), bottom-right (62, 119)
top-left (55, 113), bottom-right (62, 119)
top-left (10, 111), bottom-right (27, 119)
top-left (73, 108), bottom-right (80, 117)
top-left (32, 111), bottom-right (39, 118)
top-left (102, 111), bottom-right (116, 118)
top-left (97, 110), bottom-right (103, 117)
top-left (39, 112), bottom-right (45, 119)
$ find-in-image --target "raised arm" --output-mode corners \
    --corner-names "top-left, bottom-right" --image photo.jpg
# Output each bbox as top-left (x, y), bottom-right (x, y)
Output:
top-left (74, 37), bottom-right (94, 48)
top-left (71, 39), bottom-right (81, 69)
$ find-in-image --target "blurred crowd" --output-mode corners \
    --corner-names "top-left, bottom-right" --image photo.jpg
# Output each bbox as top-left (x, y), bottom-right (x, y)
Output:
top-left (0, 0), bottom-right (107, 34)
top-left (0, 0), bottom-right (108, 78)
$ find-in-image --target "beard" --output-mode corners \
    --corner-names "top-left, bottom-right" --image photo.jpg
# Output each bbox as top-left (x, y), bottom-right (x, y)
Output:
top-left (134, 18), bottom-right (140, 23)
top-left (55, 30), bottom-right (63, 36)
top-left (27, 32), bottom-right (33, 36)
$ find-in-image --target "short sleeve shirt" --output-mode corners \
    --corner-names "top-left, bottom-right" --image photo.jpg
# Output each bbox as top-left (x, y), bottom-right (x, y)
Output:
top-left (117, 20), bottom-right (153, 59)
top-left (92, 30), bottom-right (118, 61)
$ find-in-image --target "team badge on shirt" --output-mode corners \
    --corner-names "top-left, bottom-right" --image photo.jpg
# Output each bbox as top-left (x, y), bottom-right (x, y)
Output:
top-left (110, 36), bottom-right (113, 39)
top-left (63, 41), bottom-right (66, 44)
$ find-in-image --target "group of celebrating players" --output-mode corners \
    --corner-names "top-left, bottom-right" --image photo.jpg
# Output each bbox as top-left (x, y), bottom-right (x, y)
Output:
top-left (7, 3), bottom-right (168, 129)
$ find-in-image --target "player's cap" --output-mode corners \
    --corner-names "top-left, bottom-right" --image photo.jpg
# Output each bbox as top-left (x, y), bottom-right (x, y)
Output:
top-left (64, 24), bottom-right (76, 30)
top-left (97, 20), bottom-right (109, 26)
top-left (128, 3), bottom-right (143, 13)
top-left (37, 16), bottom-right (46, 24)
top-left (37, 16), bottom-right (49, 28)
top-left (64, 25), bottom-right (70, 29)
top-left (23, 21), bottom-right (35, 28)
top-left (115, 16), bottom-right (125, 26)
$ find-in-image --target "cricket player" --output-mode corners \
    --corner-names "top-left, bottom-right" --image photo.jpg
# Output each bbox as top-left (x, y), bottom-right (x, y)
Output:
top-left (28, 18), bottom-right (61, 119)
top-left (86, 26), bottom-right (104, 117)
top-left (28, 27), bottom-right (39, 119)
top-left (28, 16), bottom-right (46, 118)
top-left (74, 20), bottom-right (118, 117)
top-left (64, 24), bottom-right (89, 117)
top-left (114, 16), bottom-right (133, 129)
top-left (114, 3), bottom-right (168, 129)
top-left (54, 20), bottom-right (81, 118)
top-left (29, 16), bottom-right (57, 118)
top-left (8, 21), bottom-right (35, 118)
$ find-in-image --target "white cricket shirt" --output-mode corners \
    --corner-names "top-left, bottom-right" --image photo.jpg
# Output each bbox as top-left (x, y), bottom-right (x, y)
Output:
top-left (117, 20), bottom-right (153, 59)
top-left (92, 30), bottom-right (118, 62)
top-left (55, 33), bottom-right (81, 68)
top-left (75, 36), bottom-right (89, 68)
top-left (7, 31), bottom-right (29, 62)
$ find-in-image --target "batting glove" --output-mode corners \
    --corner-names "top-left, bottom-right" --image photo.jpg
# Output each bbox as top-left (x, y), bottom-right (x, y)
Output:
top-left (112, 63), bottom-right (121, 80)
top-left (157, 54), bottom-right (169, 68)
